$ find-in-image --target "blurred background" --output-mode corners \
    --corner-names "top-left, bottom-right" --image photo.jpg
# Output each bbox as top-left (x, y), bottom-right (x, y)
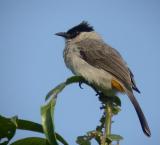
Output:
top-left (0, 0), bottom-right (159, 145)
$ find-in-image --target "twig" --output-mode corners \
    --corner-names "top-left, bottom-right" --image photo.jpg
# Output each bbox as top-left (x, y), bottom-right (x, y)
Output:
top-left (100, 96), bottom-right (112, 145)
top-left (105, 102), bottom-right (112, 145)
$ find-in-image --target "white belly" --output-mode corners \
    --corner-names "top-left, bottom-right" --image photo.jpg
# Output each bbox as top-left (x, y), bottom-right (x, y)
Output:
top-left (64, 46), bottom-right (113, 90)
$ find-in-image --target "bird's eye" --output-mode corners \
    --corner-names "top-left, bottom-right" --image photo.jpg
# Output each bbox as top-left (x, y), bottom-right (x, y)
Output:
top-left (75, 31), bottom-right (79, 35)
top-left (73, 31), bottom-right (79, 37)
top-left (69, 31), bottom-right (80, 39)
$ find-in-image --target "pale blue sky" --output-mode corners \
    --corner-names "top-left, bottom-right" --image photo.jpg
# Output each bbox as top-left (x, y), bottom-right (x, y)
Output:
top-left (0, 0), bottom-right (159, 145)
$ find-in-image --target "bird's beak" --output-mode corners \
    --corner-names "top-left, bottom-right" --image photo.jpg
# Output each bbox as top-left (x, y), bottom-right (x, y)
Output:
top-left (55, 32), bottom-right (68, 38)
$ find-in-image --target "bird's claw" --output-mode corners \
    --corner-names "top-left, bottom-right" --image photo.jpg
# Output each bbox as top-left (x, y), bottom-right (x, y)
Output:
top-left (79, 81), bottom-right (84, 89)
top-left (96, 93), bottom-right (99, 96)
top-left (100, 105), bottom-right (105, 110)
top-left (95, 91), bottom-right (102, 96)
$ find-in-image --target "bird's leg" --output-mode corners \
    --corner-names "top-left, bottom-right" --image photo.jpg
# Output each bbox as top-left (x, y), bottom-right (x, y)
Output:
top-left (89, 84), bottom-right (102, 96)
top-left (79, 80), bottom-right (101, 96)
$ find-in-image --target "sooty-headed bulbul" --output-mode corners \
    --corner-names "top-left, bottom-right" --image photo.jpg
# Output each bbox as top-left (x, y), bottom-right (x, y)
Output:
top-left (55, 21), bottom-right (151, 137)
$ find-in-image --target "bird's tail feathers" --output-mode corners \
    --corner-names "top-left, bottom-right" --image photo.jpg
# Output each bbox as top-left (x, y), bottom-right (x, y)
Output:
top-left (125, 89), bottom-right (151, 137)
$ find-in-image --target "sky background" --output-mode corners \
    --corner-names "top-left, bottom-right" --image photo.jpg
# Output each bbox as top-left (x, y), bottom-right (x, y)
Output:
top-left (0, 0), bottom-right (160, 145)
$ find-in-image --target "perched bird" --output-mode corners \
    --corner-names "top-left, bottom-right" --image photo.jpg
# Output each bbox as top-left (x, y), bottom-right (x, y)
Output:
top-left (55, 21), bottom-right (151, 137)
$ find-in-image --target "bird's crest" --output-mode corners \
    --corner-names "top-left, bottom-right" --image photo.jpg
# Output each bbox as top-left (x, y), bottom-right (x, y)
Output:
top-left (67, 21), bottom-right (94, 34)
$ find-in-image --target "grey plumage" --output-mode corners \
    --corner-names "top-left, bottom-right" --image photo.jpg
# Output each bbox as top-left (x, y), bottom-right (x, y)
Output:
top-left (55, 21), bottom-right (151, 137)
top-left (76, 39), bottom-right (150, 136)
top-left (77, 39), bottom-right (131, 90)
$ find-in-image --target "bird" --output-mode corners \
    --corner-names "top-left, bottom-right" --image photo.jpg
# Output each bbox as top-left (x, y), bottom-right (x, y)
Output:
top-left (55, 21), bottom-right (151, 137)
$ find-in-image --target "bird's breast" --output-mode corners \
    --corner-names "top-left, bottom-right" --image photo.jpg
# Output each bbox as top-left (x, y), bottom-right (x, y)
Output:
top-left (63, 45), bottom-right (113, 91)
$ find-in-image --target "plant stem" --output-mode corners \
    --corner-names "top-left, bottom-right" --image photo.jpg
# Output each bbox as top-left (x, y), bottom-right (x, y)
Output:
top-left (102, 102), bottom-right (112, 145)
top-left (105, 103), bottom-right (112, 137)
top-left (106, 102), bottom-right (112, 145)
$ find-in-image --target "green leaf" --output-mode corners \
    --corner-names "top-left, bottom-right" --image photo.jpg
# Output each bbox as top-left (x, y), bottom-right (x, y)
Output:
top-left (112, 106), bottom-right (121, 115)
top-left (16, 118), bottom-right (68, 144)
top-left (0, 114), bottom-right (68, 145)
top-left (76, 136), bottom-right (91, 145)
top-left (76, 131), bottom-right (102, 145)
top-left (112, 96), bottom-right (121, 107)
top-left (10, 137), bottom-right (50, 145)
top-left (45, 83), bottom-right (66, 101)
top-left (0, 115), bottom-right (16, 145)
top-left (107, 134), bottom-right (123, 141)
top-left (43, 76), bottom-right (86, 144)
top-left (55, 134), bottom-right (68, 145)
top-left (45, 76), bottom-right (85, 101)
top-left (66, 76), bottom-right (85, 85)
top-left (16, 119), bottom-right (43, 133)
top-left (17, 119), bottom-right (68, 145)
top-left (41, 97), bottom-right (59, 145)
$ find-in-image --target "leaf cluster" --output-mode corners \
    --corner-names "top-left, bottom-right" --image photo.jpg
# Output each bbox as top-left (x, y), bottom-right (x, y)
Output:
top-left (0, 76), bottom-right (123, 145)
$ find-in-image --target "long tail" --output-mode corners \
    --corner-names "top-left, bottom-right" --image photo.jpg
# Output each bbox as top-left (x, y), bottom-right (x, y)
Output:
top-left (125, 89), bottom-right (151, 137)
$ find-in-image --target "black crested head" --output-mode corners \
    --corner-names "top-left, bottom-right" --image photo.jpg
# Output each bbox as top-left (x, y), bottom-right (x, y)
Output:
top-left (66, 21), bottom-right (94, 39)
top-left (67, 21), bottom-right (94, 33)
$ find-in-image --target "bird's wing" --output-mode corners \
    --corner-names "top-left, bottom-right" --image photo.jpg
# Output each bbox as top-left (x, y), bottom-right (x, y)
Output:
top-left (128, 68), bottom-right (141, 93)
top-left (76, 39), bottom-right (151, 136)
top-left (77, 39), bottom-right (132, 90)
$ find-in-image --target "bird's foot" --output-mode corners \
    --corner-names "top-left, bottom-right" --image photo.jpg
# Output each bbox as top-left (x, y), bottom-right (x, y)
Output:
top-left (96, 91), bottom-right (104, 97)
top-left (79, 81), bottom-right (84, 89)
